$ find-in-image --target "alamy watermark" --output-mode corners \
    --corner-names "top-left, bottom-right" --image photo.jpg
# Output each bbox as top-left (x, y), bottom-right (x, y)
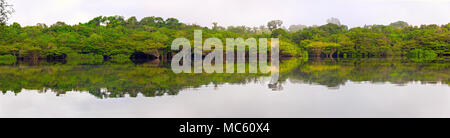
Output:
top-left (171, 30), bottom-right (279, 83)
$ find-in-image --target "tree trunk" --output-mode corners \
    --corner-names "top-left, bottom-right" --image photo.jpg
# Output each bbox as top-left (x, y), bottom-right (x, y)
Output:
top-left (329, 48), bottom-right (336, 59)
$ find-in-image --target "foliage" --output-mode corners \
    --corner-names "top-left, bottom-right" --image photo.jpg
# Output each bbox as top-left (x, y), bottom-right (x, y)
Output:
top-left (0, 54), bottom-right (15, 64)
top-left (279, 40), bottom-right (306, 57)
top-left (267, 20), bottom-right (283, 31)
top-left (305, 41), bottom-right (340, 58)
top-left (0, 16), bottom-right (448, 62)
top-left (110, 54), bottom-right (131, 63)
top-left (407, 49), bottom-right (438, 62)
top-left (326, 17), bottom-right (341, 25)
top-left (0, 0), bottom-right (14, 25)
top-left (389, 21), bottom-right (408, 29)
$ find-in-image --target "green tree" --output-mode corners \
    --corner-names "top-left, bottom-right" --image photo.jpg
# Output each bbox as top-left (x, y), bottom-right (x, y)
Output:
top-left (326, 17), bottom-right (341, 25)
top-left (267, 20), bottom-right (283, 31)
top-left (389, 21), bottom-right (409, 29)
top-left (0, 0), bottom-right (13, 25)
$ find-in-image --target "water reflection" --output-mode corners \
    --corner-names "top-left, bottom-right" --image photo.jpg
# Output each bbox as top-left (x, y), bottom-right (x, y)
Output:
top-left (0, 58), bottom-right (448, 99)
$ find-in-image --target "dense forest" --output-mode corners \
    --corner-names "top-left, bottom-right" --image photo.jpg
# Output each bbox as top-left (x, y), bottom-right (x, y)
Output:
top-left (0, 1), bottom-right (449, 63)
top-left (0, 1), bottom-right (449, 98)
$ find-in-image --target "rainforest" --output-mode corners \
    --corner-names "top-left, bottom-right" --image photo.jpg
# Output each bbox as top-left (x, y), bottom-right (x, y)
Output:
top-left (0, 0), bottom-right (450, 118)
top-left (0, 16), bottom-right (449, 64)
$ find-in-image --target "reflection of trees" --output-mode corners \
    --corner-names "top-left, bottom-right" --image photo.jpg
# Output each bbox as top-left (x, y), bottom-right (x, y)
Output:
top-left (0, 58), bottom-right (448, 98)
top-left (289, 58), bottom-right (450, 88)
top-left (268, 83), bottom-right (283, 91)
top-left (0, 61), bottom-right (269, 99)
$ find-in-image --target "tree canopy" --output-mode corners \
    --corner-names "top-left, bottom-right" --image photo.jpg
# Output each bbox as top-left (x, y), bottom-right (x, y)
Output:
top-left (0, 15), bottom-right (448, 62)
top-left (0, 0), bottom-right (13, 25)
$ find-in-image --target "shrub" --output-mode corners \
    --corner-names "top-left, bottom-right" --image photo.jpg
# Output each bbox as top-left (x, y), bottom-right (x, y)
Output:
top-left (0, 54), bottom-right (17, 65)
top-left (407, 49), bottom-right (437, 59)
top-left (407, 49), bottom-right (437, 62)
top-left (279, 40), bottom-right (307, 57)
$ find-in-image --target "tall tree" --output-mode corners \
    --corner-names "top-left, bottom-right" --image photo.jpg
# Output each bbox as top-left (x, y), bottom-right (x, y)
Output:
top-left (126, 16), bottom-right (138, 29)
top-left (0, 0), bottom-right (14, 25)
top-left (267, 20), bottom-right (283, 31)
top-left (326, 17), bottom-right (341, 25)
top-left (389, 21), bottom-right (409, 29)
top-left (165, 18), bottom-right (180, 29)
top-left (212, 22), bottom-right (218, 30)
top-left (288, 24), bottom-right (307, 32)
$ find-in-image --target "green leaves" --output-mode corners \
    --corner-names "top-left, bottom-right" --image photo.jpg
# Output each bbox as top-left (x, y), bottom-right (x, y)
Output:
top-left (0, 15), bottom-right (448, 62)
top-left (305, 41), bottom-right (341, 57)
top-left (279, 40), bottom-right (305, 57)
top-left (0, 0), bottom-right (14, 25)
top-left (0, 54), bottom-right (16, 64)
top-left (42, 46), bottom-right (73, 58)
top-left (407, 49), bottom-right (438, 62)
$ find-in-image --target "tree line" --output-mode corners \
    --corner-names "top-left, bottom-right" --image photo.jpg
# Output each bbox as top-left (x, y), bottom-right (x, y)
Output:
top-left (0, 1), bottom-right (448, 61)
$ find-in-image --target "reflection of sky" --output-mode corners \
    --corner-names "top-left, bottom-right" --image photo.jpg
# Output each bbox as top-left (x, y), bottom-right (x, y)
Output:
top-left (8, 0), bottom-right (450, 28)
top-left (1, 81), bottom-right (449, 118)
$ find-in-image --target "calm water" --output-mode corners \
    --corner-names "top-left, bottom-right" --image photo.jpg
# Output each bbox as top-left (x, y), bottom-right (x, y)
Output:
top-left (0, 58), bottom-right (449, 118)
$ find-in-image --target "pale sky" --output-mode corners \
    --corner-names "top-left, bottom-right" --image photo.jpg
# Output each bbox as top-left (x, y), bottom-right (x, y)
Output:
top-left (7, 0), bottom-right (450, 28)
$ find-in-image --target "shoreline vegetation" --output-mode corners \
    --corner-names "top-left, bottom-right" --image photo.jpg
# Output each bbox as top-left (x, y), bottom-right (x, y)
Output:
top-left (0, 16), bottom-right (449, 64)
top-left (0, 58), bottom-right (448, 98)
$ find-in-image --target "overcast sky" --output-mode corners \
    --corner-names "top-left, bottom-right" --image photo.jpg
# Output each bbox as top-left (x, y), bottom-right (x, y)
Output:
top-left (7, 0), bottom-right (450, 28)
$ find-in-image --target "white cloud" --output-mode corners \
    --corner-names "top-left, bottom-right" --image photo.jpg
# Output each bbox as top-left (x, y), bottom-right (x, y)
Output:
top-left (8, 0), bottom-right (450, 28)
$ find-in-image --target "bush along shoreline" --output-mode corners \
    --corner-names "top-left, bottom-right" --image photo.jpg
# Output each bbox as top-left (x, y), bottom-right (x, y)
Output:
top-left (0, 54), bottom-right (16, 64)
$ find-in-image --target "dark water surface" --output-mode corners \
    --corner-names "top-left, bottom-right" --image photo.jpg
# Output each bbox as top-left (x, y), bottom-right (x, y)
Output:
top-left (0, 58), bottom-right (449, 117)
